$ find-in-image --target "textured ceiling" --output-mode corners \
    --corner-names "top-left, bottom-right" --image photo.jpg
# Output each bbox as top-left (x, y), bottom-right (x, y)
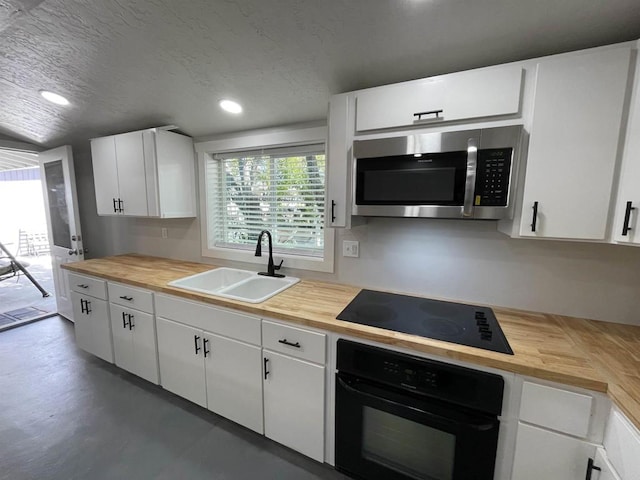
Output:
top-left (1, 0), bottom-right (640, 148)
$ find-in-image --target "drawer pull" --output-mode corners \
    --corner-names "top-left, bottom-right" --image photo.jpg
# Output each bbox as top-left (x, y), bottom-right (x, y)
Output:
top-left (203, 338), bottom-right (210, 357)
top-left (119, 295), bottom-right (134, 301)
top-left (264, 357), bottom-right (270, 380)
top-left (413, 109), bottom-right (443, 121)
top-left (278, 338), bottom-right (301, 348)
top-left (194, 335), bottom-right (201, 355)
top-left (122, 311), bottom-right (128, 329)
top-left (77, 284), bottom-right (89, 289)
top-left (128, 314), bottom-right (134, 330)
top-left (531, 201), bottom-right (539, 232)
top-left (622, 201), bottom-right (636, 236)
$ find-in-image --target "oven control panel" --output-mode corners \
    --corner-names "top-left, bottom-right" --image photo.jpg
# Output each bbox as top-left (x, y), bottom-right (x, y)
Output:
top-left (474, 148), bottom-right (512, 207)
top-left (383, 360), bottom-right (439, 389)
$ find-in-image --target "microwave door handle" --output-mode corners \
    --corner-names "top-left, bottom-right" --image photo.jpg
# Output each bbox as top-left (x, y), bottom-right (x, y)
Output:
top-left (462, 138), bottom-right (479, 218)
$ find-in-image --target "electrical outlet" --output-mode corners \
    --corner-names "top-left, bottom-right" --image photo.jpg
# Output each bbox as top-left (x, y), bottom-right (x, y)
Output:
top-left (161, 227), bottom-right (168, 239)
top-left (342, 240), bottom-right (359, 258)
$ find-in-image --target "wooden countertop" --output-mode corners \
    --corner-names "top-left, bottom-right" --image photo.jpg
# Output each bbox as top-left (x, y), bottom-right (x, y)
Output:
top-left (62, 254), bottom-right (640, 429)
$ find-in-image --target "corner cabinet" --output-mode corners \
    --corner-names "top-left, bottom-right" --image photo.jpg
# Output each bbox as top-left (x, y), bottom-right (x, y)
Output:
top-left (517, 46), bottom-right (633, 240)
top-left (90, 129), bottom-right (196, 218)
top-left (511, 380), bottom-right (609, 480)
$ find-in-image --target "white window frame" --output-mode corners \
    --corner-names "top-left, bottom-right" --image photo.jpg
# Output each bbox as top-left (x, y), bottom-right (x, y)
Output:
top-left (195, 124), bottom-right (334, 273)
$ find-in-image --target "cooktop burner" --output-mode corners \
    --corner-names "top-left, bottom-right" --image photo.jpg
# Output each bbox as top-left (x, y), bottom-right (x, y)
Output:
top-left (336, 290), bottom-right (513, 355)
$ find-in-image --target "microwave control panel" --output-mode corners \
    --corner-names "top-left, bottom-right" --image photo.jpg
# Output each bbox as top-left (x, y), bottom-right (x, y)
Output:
top-left (474, 148), bottom-right (512, 206)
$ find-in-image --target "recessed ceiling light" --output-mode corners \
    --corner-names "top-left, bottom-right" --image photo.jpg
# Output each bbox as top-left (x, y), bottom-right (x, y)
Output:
top-left (219, 99), bottom-right (243, 114)
top-left (39, 90), bottom-right (70, 106)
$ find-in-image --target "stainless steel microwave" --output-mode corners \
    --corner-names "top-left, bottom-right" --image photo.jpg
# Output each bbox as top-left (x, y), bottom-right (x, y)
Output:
top-left (352, 125), bottom-right (524, 220)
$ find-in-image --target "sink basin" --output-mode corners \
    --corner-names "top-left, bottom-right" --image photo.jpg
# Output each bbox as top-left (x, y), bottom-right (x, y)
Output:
top-left (168, 268), bottom-right (300, 303)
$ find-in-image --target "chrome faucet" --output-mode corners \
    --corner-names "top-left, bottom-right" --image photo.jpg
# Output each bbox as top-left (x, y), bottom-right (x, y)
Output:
top-left (255, 230), bottom-right (285, 278)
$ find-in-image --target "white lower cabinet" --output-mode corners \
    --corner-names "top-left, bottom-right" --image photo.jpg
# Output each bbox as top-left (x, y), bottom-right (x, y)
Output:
top-left (71, 291), bottom-right (113, 363)
top-left (592, 448), bottom-right (623, 480)
top-left (156, 317), bottom-right (207, 407)
top-left (512, 422), bottom-right (597, 479)
top-left (110, 304), bottom-right (158, 384)
top-left (204, 333), bottom-right (263, 434)
top-left (263, 350), bottom-right (325, 462)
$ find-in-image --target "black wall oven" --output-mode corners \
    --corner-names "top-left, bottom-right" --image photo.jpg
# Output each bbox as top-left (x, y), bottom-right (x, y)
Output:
top-left (335, 340), bottom-right (504, 480)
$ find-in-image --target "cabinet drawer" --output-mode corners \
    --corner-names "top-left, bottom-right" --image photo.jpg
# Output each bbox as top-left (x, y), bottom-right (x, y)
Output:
top-left (108, 282), bottom-right (153, 313)
top-left (520, 381), bottom-right (593, 437)
top-left (355, 64), bottom-right (522, 132)
top-left (68, 273), bottom-right (107, 299)
top-left (155, 294), bottom-right (261, 345)
top-left (262, 320), bottom-right (326, 364)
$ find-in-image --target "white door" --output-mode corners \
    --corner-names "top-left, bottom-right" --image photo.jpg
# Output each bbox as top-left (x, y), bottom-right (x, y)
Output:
top-left (156, 317), bottom-right (206, 407)
top-left (263, 350), bottom-right (325, 462)
top-left (114, 132), bottom-right (148, 216)
top-left (205, 332), bottom-right (263, 434)
top-left (109, 303), bottom-right (135, 374)
top-left (39, 146), bottom-right (84, 321)
top-left (89, 136), bottom-right (120, 215)
top-left (71, 292), bottom-right (113, 363)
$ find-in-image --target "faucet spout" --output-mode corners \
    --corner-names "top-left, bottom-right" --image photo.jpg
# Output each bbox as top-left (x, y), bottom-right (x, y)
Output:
top-left (255, 230), bottom-right (285, 278)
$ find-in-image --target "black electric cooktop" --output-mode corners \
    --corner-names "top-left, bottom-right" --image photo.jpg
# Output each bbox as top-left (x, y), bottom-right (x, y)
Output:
top-left (336, 290), bottom-right (514, 355)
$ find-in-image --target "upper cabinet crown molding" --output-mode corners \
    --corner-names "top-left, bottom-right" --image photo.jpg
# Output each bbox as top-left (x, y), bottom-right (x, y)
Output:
top-left (90, 129), bottom-right (196, 218)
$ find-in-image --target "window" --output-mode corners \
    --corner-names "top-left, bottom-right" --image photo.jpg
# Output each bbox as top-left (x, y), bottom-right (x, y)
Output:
top-left (197, 125), bottom-right (333, 273)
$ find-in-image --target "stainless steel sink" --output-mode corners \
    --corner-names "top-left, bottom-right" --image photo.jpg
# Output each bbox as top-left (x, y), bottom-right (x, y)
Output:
top-left (168, 267), bottom-right (300, 303)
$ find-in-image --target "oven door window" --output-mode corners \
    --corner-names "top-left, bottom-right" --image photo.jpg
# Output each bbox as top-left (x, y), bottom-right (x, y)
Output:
top-left (355, 151), bottom-right (468, 206)
top-left (335, 374), bottom-right (500, 480)
top-left (363, 406), bottom-right (456, 480)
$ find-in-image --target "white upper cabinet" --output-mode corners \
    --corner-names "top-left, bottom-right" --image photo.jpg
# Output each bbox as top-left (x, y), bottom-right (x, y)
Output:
top-left (90, 129), bottom-right (196, 218)
top-left (518, 46), bottom-right (633, 240)
top-left (613, 51), bottom-right (640, 246)
top-left (355, 64), bottom-right (523, 132)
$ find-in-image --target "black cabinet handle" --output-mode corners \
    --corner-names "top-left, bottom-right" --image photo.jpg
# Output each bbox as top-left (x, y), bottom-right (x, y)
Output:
top-left (264, 357), bottom-right (270, 380)
top-left (331, 200), bottom-right (336, 223)
top-left (119, 295), bottom-right (133, 301)
top-left (413, 109), bottom-right (443, 120)
top-left (194, 335), bottom-right (201, 355)
top-left (622, 201), bottom-right (636, 236)
top-left (531, 201), bottom-right (539, 232)
top-left (122, 311), bottom-right (128, 328)
top-left (278, 338), bottom-right (301, 348)
top-left (585, 458), bottom-right (601, 480)
top-left (203, 338), bottom-right (210, 357)
top-left (84, 300), bottom-right (91, 314)
top-left (117, 198), bottom-right (124, 213)
top-left (128, 313), bottom-right (134, 330)
top-left (77, 284), bottom-right (89, 289)
top-left (80, 298), bottom-right (86, 314)
top-left (113, 198), bottom-right (118, 213)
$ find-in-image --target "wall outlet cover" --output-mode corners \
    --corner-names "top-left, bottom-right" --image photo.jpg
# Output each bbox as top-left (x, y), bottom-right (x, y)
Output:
top-left (343, 240), bottom-right (359, 257)
top-left (161, 227), bottom-right (168, 239)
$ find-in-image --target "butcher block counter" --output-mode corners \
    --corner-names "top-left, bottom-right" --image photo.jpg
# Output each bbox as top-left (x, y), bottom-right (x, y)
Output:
top-left (62, 254), bottom-right (640, 430)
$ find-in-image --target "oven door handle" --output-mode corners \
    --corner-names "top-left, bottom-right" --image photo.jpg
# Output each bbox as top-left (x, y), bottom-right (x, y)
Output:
top-left (338, 376), bottom-right (496, 431)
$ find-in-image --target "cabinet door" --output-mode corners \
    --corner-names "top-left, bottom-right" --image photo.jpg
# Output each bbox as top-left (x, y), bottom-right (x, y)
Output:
top-left (205, 333), bottom-right (263, 434)
top-left (71, 292), bottom-right (113, 363)
top-left (109, 303), bottom-right (135, 375)
top-left (156, 317), bottom-right (206, 407)
top-left (355, 65), bottom-right (522, 132)
top-left (263, 350), bottom-right (325, 462)
top-left (114, 131), bottom-right (148, 216)
top-left (130, 309), bottom-right (159, 384)
top-left (613, 59), bottom-right (640, 245)
top-left (592, 448), bottom-right (622, 480)
top-left (326, 94), bottom-right (350, 228)
top-left (519, 47), bottom-right (632, 240)
top-left (511, 422), bottom-right (597, 480)
top-left (90, 136), bottom-right (120, 215)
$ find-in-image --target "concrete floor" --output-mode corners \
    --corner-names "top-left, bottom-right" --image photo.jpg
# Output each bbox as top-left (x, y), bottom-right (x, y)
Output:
top-left (0, 317), bottom-right (350, 480)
